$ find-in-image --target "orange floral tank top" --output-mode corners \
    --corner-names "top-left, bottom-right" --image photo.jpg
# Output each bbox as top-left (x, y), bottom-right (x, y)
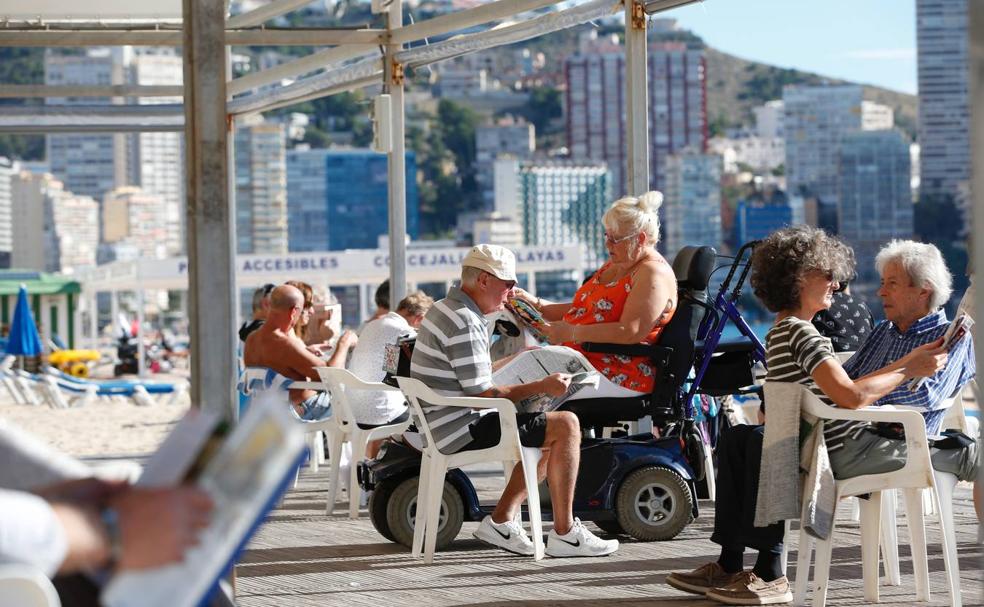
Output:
top-left (563, 260), bottom-right (675, 393)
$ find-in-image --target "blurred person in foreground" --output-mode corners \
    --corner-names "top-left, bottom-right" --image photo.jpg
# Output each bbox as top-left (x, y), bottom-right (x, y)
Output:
top-left (0, 422), bottom-right (212, 607)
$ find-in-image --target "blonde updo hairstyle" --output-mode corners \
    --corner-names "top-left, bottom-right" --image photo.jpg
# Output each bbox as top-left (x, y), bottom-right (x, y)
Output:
top-left (602, 191), bottom-right (663, 250)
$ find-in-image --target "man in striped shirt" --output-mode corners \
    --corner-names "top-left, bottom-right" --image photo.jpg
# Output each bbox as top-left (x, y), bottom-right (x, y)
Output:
top-left (411, 244), bottom-right (619, 558)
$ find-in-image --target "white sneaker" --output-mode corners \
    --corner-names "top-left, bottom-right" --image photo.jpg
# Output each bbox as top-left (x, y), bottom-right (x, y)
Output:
top-left (473, 514), bottom-right (535, 556)
top-left (545, 518), bottom-right (619, 557)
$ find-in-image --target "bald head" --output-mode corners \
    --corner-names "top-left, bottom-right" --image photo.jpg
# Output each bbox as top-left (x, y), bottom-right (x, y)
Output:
top-left (270, 285), bottom-right (304, 312)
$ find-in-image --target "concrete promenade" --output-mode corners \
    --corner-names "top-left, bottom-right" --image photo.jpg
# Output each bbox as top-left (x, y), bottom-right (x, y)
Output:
top-left (236, 464), bottom-right (983, 606)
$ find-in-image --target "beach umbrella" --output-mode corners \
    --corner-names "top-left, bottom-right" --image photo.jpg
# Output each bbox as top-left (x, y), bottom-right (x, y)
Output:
top-left (6, 285), bottom-right (42, 357)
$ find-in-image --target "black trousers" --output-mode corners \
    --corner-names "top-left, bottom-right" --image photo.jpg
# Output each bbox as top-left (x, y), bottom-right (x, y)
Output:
top-left (709, 424), bottom-right (785, 555)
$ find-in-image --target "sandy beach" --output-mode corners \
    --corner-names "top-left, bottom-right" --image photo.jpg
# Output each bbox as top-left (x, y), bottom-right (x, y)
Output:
top-left (0, 385), bottom-right (190, 460)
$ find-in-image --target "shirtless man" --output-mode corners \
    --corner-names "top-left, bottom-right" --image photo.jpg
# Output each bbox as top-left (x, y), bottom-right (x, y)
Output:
top-left (244, 284), bottom-right (356, 419)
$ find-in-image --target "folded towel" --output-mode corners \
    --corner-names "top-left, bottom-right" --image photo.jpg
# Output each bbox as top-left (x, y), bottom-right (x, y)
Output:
top-left (754, 382), bottom-right (804, 528)
top-left (799, 416), bottom-right (836, 540)
top-left (754, 382), bottom-right (836, 540)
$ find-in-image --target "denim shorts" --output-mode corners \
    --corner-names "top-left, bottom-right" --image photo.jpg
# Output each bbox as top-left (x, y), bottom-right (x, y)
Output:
top-left (300, 391), bottom-right (332, 421)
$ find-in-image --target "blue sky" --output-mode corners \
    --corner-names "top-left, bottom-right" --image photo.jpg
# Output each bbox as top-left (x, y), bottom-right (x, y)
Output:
top-left (666, 0), bottom-right (917, 94)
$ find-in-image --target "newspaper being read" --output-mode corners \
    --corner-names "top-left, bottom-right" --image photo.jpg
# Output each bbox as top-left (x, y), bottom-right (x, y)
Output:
top-left (907, 313), bottom-right (974, 392)
top-left (492, 345), bottom-right (600, 413)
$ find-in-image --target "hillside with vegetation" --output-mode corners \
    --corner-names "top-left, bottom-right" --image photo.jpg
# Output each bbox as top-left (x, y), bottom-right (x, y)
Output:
top-left (704, 47), bottom-right (918, 139)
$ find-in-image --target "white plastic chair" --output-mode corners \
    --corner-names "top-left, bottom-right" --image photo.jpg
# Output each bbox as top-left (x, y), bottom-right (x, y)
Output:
top-left (239, 367), bottom-right (335, 486)
top-left (316, 367), bottom-right (412, 518)
top-left (0, 355), bottom-right (31, 405)
top-left (787, 384), bottom-right (959, 607)
top-left (396, 376), bottom-right (544, 563)
top-left (0, 565), bottom-right (61, 607)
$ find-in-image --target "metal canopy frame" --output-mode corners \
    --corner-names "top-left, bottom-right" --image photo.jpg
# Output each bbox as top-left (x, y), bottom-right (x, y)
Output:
top-left (0, 0), bottom-right (703, 419)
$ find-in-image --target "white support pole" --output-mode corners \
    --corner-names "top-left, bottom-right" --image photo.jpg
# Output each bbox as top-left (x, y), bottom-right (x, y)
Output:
top-left (970, 2), bottom-right (984, 403)
top-left (0, 84), bottom-right (185, 99)
top-left (624, 0), bottom-right (649, 196)
top-left (136, 290), bottom-right (146, 377)
top-left (227, 45), bottom-right (377, 97)
top-left (184, 0), bottom-right (237, 419)
top-left (527, 271), bottom-right (537, 296)
top-left (89, 295), bottom-right (99, 349)
top-left (391, 0), bottom-right (562, 44)
top-left (358, 282), bottom-right (370, 324)
top-left (0, 29), bottom-right (384, 47)
top-left (110, 291), bottom-right (120, 338)
top-left (386, 0), bottom-right (408, 307)
top-left (226, 0), bottom-right (314, 29)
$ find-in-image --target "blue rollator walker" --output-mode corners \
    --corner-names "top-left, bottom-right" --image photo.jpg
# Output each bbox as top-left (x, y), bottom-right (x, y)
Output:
top-left (359, 243), bottom-right (767, 547)
top-left (684, 239), bottom-right (769, 451)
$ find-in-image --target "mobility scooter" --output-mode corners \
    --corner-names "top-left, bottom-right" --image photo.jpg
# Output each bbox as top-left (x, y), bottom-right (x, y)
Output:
top-left (358, 243), bottom-right (766, 548)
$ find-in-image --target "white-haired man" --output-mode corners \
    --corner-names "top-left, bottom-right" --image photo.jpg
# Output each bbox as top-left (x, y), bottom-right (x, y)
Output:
top-left (411, 244), bottom-right (618, 558)
top-left (830, 240), bottom-right (977, 479)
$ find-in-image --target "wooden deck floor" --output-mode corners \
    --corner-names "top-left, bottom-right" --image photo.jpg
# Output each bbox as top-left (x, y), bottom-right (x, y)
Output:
top-left (234, 462), bottom-right (983, 607)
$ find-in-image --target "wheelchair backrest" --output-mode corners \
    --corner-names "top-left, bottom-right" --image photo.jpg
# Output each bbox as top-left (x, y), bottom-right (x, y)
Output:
top-left (649, 246), bottom-right (717, 409)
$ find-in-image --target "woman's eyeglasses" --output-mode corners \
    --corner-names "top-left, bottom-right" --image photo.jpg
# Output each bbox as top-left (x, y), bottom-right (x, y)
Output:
top-left (604, 231), bottom-right (638, 246)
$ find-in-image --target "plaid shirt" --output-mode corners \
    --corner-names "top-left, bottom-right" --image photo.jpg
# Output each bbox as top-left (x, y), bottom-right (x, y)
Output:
top-left (842, 309), bottom-right (976, 435)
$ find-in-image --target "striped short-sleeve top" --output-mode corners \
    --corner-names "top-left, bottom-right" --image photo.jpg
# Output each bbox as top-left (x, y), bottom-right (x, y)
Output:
top-left (765, 316), bottom-right (866, 452)
top-left (410, 286), bottom-right (494, 454)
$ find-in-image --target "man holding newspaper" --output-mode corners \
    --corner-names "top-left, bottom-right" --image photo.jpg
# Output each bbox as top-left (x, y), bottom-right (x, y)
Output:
top-left (410, 244), bottom-right (619, 558)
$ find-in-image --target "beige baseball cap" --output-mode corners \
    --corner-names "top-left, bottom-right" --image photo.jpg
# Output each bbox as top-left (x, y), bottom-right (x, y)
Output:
top-left (462, 244), bottom-right (517, 282)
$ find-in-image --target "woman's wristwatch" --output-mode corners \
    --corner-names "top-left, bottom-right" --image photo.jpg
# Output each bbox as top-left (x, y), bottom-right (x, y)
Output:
top-left (100, 506), bottom-right (123, 570)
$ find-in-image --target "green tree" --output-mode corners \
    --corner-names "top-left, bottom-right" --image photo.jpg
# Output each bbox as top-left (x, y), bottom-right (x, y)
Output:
top-left (405, 101), bottom-right (484, 236)
top-left (523, 87), bottom-right (563, 135)
top-left (0, 48), bottom-right (45, 161)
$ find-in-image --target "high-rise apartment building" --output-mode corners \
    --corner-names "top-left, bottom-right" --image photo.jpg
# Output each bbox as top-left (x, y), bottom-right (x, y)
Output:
top-left (753, 100), bottom-right (784, 139)
top-left (235, 121), bottom-right (288, 254)
top-left (661, 149), bottom-right (722, 260)
top-left (45, 47), bottom-right (185, 252)
top-left (784, 84), bottom-right (893, 221)
top-left (10, 172), bottom-right (98, 272)
top-left (838, 129), bottom-right (913, 302)
top-left (916, 0), bottom-right (970, 203)
top-left (566, 40), bottom-right (706, 197)
top-left (733, 190), bottom-right (805, 246)
top-left (102, 186), bottom-right (170, 259)
top-left (128, 49), bottom-right (185, 254)
top-left (45, 49), bottom-right (129, 203)
top-left (0, 157), bottom-right (14, 268)
top-left (514, 162), bottom-right (612, 269)
top-left (286, 148), bottom-right (419, 252)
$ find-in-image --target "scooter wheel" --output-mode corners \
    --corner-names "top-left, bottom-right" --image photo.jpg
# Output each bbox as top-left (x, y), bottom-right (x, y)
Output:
top-left (369, 478), bottom-right (398, 543)
top-left (615, 466), bottom-right (694, 541)
top-left (386, 475), bottom-right (464, 550)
